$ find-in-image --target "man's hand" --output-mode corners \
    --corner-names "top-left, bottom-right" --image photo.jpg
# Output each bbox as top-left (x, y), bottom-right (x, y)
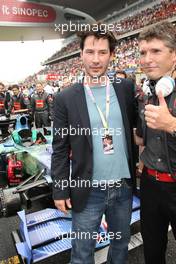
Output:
top-left (54, 199), bottom-right (72, 214)
top-left (144, 91), bottom-right (175, 132)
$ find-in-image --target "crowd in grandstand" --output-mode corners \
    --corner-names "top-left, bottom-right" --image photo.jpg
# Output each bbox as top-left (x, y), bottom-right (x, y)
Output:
top-left (43, 0), bottom-right (176, 65)
top-left (47, 40), bottom-right (80, 62)
top-left (116, 0), bottom-right (176, 34)
top-left (3, 0), bottom-right (176, 97)
top-left (113, 37), bottom-right (139, 70)
top-left (23, 0), bottom-right (174, 86)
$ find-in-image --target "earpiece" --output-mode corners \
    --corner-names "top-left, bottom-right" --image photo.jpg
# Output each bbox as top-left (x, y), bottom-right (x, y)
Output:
top-left (142, 76), bottom-right (175, 97)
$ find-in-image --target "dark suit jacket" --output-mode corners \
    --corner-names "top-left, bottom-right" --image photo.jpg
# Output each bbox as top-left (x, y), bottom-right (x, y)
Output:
top-left (51, 79), bottom-right (137, 212)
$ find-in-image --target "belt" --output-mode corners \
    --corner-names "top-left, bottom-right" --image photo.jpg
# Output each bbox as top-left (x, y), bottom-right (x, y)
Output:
top-left (147, 168), bottom-right (176, 182)
top-left (96, 178), bottom-right (131, 188)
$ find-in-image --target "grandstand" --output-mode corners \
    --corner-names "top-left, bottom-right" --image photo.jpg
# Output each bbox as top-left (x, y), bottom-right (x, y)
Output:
top-left (24, 0), bottom-right (176, 87)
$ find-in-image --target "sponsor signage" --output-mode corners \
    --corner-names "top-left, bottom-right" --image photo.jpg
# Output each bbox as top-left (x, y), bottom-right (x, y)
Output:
top-left (46, 74), bottom-right (60, 80)
top-left (0, 0), bottom-right (56, 23)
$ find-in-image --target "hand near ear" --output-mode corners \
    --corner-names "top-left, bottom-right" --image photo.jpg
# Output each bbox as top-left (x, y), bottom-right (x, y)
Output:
top-left (144, 91), bottom-right (175, 132)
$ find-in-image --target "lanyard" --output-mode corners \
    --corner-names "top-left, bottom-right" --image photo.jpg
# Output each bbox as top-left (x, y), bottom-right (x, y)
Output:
top-left (84, 78), bottom-right (110, 131)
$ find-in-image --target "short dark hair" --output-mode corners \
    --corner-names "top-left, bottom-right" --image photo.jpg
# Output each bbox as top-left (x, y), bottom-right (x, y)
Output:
top-left (12, 84), bottom-right (19, 90)
top-left (36, 82), bottom-right (43, 86)
top-left (77, 23), bottom-right (117, 53)
top-left (115, 70), bottom-right (127, 78)
top-left (139, 21), bottom-right (176, 51)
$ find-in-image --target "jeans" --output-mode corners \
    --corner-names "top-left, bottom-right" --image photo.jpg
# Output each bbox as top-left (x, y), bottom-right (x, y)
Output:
top-left (71, 179), bottom-right (133, 264)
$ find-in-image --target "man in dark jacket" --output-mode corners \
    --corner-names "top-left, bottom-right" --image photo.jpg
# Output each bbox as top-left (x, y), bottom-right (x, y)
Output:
top-left (51, 24), bottom-right (137, 264)
top-left (51, 24), bottom-right (138, 264)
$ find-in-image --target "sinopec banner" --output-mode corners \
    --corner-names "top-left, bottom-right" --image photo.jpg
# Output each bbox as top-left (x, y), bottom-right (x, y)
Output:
top-left (0, 0), bottom-right (56, 23)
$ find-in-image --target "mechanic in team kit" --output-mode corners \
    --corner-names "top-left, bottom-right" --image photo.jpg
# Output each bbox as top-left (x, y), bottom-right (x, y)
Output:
top-left (30, 82), bottom-right (53, 128)
top-left (0, 82), bottom-right (12, 135)
top-left (11, 84), bottom-right (31, 112)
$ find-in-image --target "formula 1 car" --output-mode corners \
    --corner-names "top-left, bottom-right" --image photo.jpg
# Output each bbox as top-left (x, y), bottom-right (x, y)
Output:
top-left (0, 113), bottom-right (52, 217)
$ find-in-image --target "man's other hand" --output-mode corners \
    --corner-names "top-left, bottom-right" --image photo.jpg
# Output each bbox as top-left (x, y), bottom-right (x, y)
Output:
top-left (54, 199), bottom-right (72, 214)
